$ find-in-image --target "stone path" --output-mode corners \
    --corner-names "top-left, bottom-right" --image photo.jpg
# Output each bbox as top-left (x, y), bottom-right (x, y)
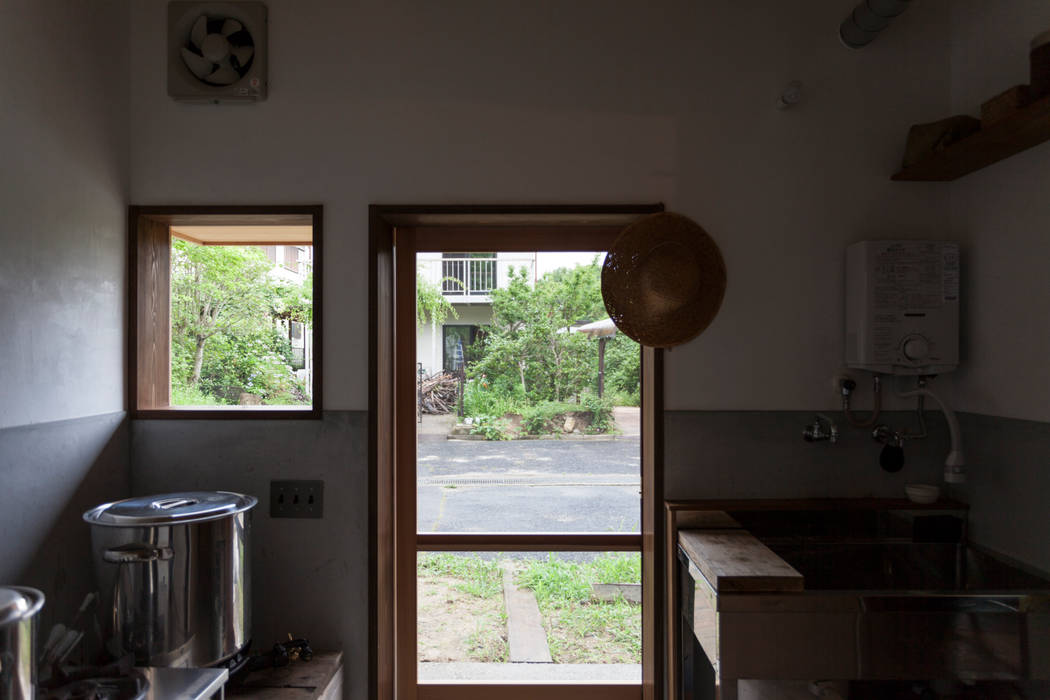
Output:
top-left (501, 564), bottom-right (552, 663)
top-left (418, 662), bottom-right (641, 681)
top-left (613, 406), bottom-right (640, 437)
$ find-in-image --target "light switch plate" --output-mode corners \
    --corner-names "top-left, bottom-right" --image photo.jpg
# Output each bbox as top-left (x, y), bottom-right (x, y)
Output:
top-left (270, 480), bottom-right (324, 518)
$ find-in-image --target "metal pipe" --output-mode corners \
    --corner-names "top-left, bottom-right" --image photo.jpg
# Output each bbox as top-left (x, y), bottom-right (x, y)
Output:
top-left (896, 383), bottom-right (966, 484)
top-left (839, 0), bottom-right (913, 49)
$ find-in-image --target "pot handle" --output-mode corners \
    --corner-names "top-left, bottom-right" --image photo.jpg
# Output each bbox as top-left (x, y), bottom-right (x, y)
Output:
top-left (103, 544), bottom-right (174, 564)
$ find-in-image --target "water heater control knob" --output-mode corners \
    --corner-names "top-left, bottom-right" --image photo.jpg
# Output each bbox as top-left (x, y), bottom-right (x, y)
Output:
top-left (902, 335), bottom-right (930, 362)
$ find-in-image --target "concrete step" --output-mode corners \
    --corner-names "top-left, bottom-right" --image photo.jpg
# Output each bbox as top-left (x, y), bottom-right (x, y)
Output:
top-left (501, 565), bottom-right (552, 663)
top-left (418, 662), bottom-right (641, 681)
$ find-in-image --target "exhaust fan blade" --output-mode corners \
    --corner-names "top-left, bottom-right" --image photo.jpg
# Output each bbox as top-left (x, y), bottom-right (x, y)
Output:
top-left (180, 47), bottom-right (215, 80)
top-left (207, 59), bottom-right (239, 86)
top-left (190, 15), bottom-right (208, 49)
top-left (230, 45), bottom-right (254, 67)
top-left (221, 19), bottom-right (243, 36)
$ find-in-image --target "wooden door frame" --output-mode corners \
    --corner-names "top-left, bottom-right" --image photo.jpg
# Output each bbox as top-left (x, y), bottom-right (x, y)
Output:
top-left (369, 204), bottom-right (665, 700)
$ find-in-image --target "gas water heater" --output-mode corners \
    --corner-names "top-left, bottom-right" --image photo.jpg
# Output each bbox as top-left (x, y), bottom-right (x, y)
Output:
top-left (845, 240), bottom-right (959, 375)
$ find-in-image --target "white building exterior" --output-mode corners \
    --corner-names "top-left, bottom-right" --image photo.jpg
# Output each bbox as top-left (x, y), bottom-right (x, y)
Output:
top-left (264, 244), bottom-right (315, 394)
top-left (416, 252), bottom-right (536, 376)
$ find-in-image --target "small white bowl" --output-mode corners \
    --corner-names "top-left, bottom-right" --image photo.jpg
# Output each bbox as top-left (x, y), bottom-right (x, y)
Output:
top-left (905, 484), bottom-right (940, 504)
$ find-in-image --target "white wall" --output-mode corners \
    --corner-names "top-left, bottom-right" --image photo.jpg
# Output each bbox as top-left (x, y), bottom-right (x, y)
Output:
top-left (0, 0), bottom-right (130, 631)
top-left (129, 0), bottom-right (954, 412)
top-left (948, 0), bottom-right (1050, 423)
top-left (0, 0), bottom-right (128, 428)
top-left (418, 305), bottom-right (493, 375)
top-left (942, 1), bottom-right (1050, 572)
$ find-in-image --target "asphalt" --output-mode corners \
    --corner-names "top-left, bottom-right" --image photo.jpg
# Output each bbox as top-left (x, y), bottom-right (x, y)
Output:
top-left (416, 437), bottom-right (641, 536)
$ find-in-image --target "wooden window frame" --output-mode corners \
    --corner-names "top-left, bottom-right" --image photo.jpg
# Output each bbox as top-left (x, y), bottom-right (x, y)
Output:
top-left (369, 204), bottom-right (665, 700)
top-left (128, 205), bottom-right (323, 419)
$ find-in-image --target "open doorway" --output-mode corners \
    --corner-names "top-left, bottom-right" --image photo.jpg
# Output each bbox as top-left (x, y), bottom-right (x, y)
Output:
top-left (415, 249), bottom-right (641, 679)
top-left (369, 206), bottom-right (665, 700)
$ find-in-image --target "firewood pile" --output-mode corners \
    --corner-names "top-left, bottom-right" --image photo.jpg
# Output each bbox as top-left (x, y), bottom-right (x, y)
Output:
top-left (419, 371), bottom-right (460, 414)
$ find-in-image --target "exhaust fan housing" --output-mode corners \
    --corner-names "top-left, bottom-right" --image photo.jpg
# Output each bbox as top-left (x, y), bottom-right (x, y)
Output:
top-left (168, 1), bottom-right (267, 102)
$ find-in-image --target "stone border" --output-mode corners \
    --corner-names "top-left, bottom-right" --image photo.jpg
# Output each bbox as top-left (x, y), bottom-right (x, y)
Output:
top-left (447, 432), bottom-right (626, 442)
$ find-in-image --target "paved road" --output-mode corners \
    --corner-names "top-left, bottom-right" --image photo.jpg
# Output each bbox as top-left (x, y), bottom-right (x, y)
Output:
top-left (417, 438), bottom-right (640, 534)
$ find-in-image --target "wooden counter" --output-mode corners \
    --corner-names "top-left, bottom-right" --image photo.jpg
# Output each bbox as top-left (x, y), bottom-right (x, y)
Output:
top-left (678, 530), bottom-right (802, 593)
top-left (229, 651), bottom-right (343, 699)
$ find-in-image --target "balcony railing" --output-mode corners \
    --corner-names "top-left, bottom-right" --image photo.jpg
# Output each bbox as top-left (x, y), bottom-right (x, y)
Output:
top-left (442, 257), bottom-right (497, 296)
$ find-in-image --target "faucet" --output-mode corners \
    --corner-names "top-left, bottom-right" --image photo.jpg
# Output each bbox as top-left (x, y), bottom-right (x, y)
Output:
top-left (803, 413), bottom-right (839, 443)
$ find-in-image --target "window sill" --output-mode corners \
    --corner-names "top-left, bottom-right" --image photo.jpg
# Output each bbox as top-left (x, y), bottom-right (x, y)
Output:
top-left (132, 406), bottom-right (320, 420)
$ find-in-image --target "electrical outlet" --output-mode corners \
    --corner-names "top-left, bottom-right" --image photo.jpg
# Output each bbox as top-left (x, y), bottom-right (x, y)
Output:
top-left (270, 480), bottom-right (324, 518)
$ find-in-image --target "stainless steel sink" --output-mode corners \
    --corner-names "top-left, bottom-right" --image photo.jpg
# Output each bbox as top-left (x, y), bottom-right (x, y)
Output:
top-left (679, 533), bottom-right (1050, 699)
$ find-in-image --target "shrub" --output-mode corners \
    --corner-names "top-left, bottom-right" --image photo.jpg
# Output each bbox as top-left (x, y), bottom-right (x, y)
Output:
top-left (603, 333), bottom-right (640, 398)
top-left (171, 383), bottom-right (229, 406)
top-left (520, 401), bottom-right (574, 435)
top-left (463, 376), bottom-right (525, 417)
top-left (608, 389), bottom-right (640, 407)
top-left (580, 393), bottom-right (614, 433)
top-left (468, 415), bottom-right (510, 441)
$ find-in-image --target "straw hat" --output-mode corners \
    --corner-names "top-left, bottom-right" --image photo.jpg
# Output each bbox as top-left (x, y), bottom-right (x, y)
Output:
top-left (601, 212), bottom-right (726, 348)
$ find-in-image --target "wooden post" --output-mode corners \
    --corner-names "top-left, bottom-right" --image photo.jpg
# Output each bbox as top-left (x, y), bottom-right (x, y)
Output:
top-left (598, 336), bottom-right (608, 398)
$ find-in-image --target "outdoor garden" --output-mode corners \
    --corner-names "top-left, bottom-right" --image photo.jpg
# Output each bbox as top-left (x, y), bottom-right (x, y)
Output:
top-left (169, 240), bottom-right (313, 406)
top-left (419, 258), bottom-right (640, 439)
top-left (416, 256), bottom-right (642, 668)
top-left (418, 552), bottom-right (641, 665)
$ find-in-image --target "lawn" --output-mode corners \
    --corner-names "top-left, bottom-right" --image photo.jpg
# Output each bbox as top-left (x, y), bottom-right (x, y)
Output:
top-left (417, 552), bottom-right (641, 665)
top-left (517, 553), bottom-right (641, 664)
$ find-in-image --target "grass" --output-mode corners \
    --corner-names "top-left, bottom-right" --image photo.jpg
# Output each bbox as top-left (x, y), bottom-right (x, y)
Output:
top-left (516, 553), bottom-right (641, 664)
top-left (417, 553), bottom-right (508, 663)
top-left (417, 552), bottom-right (641, 664)
top-left (465, 608), bottom-right (509, 662)
top-left (418, 552), bottom-right (504, 598)
top-left (171, 383), bottom-right (229, 406)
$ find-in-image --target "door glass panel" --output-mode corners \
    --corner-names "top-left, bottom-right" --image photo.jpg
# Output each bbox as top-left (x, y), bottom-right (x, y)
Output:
top-left (415, 249), bottom-right (642, 683)
top-left (416, 251), bottom-right (641, 534)
top-left (417, 551), bottom-right (641, 682)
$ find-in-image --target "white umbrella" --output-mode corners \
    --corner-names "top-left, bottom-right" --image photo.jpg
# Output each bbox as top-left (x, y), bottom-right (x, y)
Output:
top-left (569, 318), bottom-right (617, 397)
top-left (574, 317), bottom-right (617, 338)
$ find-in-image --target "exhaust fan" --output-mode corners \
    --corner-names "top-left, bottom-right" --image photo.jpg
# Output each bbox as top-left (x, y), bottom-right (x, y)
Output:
top-left (168, 1), bottom-right (267, 102)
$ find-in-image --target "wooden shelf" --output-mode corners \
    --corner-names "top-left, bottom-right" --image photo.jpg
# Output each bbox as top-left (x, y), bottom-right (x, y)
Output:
top-left (893, 93), bottom-right (1050, 181)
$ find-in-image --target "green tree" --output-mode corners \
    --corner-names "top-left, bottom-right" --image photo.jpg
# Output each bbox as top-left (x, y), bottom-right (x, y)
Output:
top-left (417, 271), bottom-right (457, 328)
top-left (470, 258), bottom-right (640, 406)
top-left (170, 240), bottom-right (312, 405)
top-left (473, 264), bottom-right (595, 402)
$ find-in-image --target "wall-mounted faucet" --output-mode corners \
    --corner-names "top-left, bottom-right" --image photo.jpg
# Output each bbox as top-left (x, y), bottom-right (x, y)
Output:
top-left (803, 413), bottom-right (839, 443)
top-left (872, 424), bottom-right (905, 472)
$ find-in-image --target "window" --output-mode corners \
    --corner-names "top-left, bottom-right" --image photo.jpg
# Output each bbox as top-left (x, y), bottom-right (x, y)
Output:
top-left (442, 325), bottom-right (481, 372)
top-left (129, 206), bottom-right (322, 418)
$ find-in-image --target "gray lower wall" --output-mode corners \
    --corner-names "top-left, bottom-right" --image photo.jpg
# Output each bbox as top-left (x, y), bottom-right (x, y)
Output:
top-left (130, 411), bottom-right (368, 700)
top-left (959, 413), bottom-right (1050, 574)
top-left (0, 412), bottom-right (130, 630)
top-left (664, 411), bottom-right (951, 500)
top-left (664, 409), bottom-right (1050, 573)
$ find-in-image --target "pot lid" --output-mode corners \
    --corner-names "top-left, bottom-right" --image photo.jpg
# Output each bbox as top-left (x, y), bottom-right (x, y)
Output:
top-left (83, 491), bottom-right (258, 527)
top-left (0, 586), bottom-right (44, 626)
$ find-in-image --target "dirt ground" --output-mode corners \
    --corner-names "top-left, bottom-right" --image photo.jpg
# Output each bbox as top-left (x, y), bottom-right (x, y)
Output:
top-left (417, 575), bottom-right (507, 663)
top-left (540, 602), bottom-right (640, 664)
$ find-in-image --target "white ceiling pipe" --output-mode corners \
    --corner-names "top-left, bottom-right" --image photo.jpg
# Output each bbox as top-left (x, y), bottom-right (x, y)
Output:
top-left (840, 0), bottom-right (913, 49)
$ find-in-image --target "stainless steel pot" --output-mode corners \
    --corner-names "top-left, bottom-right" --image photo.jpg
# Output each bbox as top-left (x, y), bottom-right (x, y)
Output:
top-left (83, 491), bottom-right (256, 668)
top-left (0, 586), bottom-right (44, 699)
